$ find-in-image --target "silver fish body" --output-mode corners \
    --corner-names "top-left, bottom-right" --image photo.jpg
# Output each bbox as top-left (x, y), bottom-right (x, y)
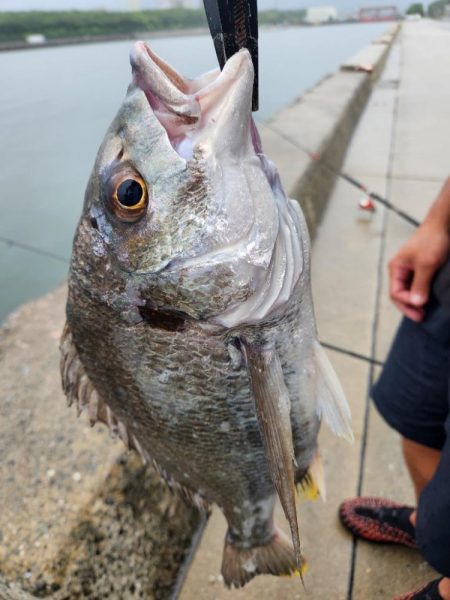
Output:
top-left (61, 44), bottom-right (352, 588)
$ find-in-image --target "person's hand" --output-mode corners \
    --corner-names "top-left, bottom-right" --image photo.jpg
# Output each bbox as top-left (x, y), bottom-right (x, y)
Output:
top-left (389, 220), bottom-right (450, 322)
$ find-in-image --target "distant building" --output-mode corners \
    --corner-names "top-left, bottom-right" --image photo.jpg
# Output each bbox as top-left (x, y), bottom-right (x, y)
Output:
top-left (305, 5), bottom-right (338, 24)
top-left (158, 0), bottom-right (199, 7)
top-left (358, 5), bottom-right (400, 20)
top-left (25, 34), bottom-right (46, 44)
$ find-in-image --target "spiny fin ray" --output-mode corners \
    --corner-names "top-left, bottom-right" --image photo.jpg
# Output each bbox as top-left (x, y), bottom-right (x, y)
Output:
top-left (59, 321), bottom-right (210, 512)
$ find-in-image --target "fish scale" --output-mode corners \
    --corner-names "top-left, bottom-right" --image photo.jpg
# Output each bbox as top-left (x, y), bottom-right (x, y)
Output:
top-left (69, 287), bottom-right (274, 509)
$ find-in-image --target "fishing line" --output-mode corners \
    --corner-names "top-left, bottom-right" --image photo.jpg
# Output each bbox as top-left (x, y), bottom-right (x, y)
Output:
top-left (261, 122), bottom-right (420, 228)
top-left (320, 341), bottom-right (385, 367)
top-left (0, 240), bottom-right (383, 367)
top-left (0, 235), bottom-right (69, 264)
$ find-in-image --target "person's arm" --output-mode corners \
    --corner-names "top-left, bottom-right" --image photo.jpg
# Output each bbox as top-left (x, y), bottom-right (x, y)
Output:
top-left (389, 177), bottom-right (450, 322)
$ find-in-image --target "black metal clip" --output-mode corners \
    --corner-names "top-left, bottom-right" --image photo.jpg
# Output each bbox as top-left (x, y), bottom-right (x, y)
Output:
top-left (203, 0), bottom-right (259, 111)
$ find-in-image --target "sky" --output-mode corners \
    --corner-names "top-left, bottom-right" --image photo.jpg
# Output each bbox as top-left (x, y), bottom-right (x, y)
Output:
top-left (0, 0), bottom-right (415, 14)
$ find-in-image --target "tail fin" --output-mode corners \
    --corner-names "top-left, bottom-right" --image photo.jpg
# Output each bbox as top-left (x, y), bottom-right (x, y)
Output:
top-left (221, 527), bottom-right (306, 588)
top-left (313, 341), bottom-right (354, 443)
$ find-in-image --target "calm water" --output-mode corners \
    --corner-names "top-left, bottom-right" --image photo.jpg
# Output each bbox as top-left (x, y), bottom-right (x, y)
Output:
top-left (0, 22), bottom-right (388, 322)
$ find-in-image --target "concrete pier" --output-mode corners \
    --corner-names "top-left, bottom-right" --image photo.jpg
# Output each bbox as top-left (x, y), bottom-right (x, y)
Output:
top-left (1, 19), bottom-right (449, 599)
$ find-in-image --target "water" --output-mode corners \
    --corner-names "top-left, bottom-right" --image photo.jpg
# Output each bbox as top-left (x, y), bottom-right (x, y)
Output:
top-left (0, 22), bottom-right (388, 322)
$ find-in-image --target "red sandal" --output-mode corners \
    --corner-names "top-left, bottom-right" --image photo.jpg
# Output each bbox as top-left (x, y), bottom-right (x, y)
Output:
top-left (393, 577), bottom-right (444, 600)
top-left (339, 497), bottom-right (417, 549)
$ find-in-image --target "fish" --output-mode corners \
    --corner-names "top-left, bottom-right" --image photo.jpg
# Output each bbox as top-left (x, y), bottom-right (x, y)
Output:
top-left (60, 42), bottom-right (353, 589)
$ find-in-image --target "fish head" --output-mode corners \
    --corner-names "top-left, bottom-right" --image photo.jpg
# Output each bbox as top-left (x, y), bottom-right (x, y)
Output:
top-left (73, 43), bottom-right (284, 324)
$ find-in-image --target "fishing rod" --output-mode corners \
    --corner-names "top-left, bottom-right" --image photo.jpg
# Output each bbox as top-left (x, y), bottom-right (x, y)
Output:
top-left (341, 173), bottom-right (420, 228)
top-left (262, 123), bottom-right (421, 229)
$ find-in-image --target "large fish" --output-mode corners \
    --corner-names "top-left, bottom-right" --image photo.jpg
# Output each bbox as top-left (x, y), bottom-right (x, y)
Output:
top-left (60, 42), bottom-right (352, 588)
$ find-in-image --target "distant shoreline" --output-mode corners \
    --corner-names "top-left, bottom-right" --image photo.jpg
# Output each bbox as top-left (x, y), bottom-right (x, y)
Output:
top-left (0, 27), bottom-right (210, 52)
top-left (0, 20), bottom-right (386, 53)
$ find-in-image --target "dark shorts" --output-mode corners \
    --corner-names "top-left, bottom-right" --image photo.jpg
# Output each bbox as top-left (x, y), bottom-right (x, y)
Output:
top-left (373, 300), bottom-right (450, 451)
top-left (372, 300), bottom-right (450, 576)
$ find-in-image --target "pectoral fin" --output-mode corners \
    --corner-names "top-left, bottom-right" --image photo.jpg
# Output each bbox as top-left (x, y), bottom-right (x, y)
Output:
top-left (313, 341), bottom-right (353, 443)
top-left (241, 339), bottom-right (304, 576)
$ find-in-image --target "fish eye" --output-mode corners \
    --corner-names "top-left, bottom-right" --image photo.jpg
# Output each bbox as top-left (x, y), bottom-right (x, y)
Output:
top-left (111, 174), bottom-right (148, 222)
top-left (117, 179), bottom-right (144, 207)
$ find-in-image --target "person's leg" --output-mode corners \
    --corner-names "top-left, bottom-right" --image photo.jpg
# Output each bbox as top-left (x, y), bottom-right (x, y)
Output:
top-left (340, 314), bottom-right (449, 553)
top-left (373, 316), bottom-right (448, 459)
top-left (344, 305), bottom-right (450, 599)
top-left (415, 429), bottom-right (450, 598)
top-left (402, 437), bottom-right (442, 500)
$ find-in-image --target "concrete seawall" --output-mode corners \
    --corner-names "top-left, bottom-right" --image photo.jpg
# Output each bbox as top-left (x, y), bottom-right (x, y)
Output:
top-left (259, 26), bottom-right (397, 238)
top-left (0, 25), bottom-right (399, 600)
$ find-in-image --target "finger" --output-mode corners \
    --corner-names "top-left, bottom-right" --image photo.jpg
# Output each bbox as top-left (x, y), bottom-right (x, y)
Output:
top-left (389, 263), bottom-right (413, 300)
top-left (392, 300), bottom-right (425, 322)
top-left (409, 262), bottom-right (436, 306)
top-left (395, 289), bottom-right (416, 303)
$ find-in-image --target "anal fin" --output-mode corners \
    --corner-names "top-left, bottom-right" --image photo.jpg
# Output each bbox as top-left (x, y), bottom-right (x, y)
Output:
top-left (297, 450), bottom-right (326, 502)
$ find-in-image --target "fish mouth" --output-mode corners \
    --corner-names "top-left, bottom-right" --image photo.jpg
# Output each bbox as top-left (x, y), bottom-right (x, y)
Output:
top-left (130, 42), bottom-right (203, 122)
top-left (130, 41), bottom-right (254, 157)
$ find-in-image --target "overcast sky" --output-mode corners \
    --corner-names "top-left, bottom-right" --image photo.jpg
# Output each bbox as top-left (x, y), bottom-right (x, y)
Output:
top-left (0, 0), bottom-right (414, 15)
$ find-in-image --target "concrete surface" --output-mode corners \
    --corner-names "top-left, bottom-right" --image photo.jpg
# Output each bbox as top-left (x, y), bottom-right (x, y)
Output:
top-left (180, 19), bottom-right (450, 600)
top-left (0, 286), bottom-right (203, 599)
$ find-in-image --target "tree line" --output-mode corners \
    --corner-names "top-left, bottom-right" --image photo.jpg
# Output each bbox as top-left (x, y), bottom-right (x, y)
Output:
top-left (0, 9), bottom-right (306, 43)
top-left (406, 0), bottom-right (449, 17)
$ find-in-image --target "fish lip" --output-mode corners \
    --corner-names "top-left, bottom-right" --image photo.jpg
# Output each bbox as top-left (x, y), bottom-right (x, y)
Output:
top-left (130, 41), bottom-right (200, 119)
top-left (131, 41), bottom-right (190, 94)
top-left (130, 41), bottom-right (253, 119)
